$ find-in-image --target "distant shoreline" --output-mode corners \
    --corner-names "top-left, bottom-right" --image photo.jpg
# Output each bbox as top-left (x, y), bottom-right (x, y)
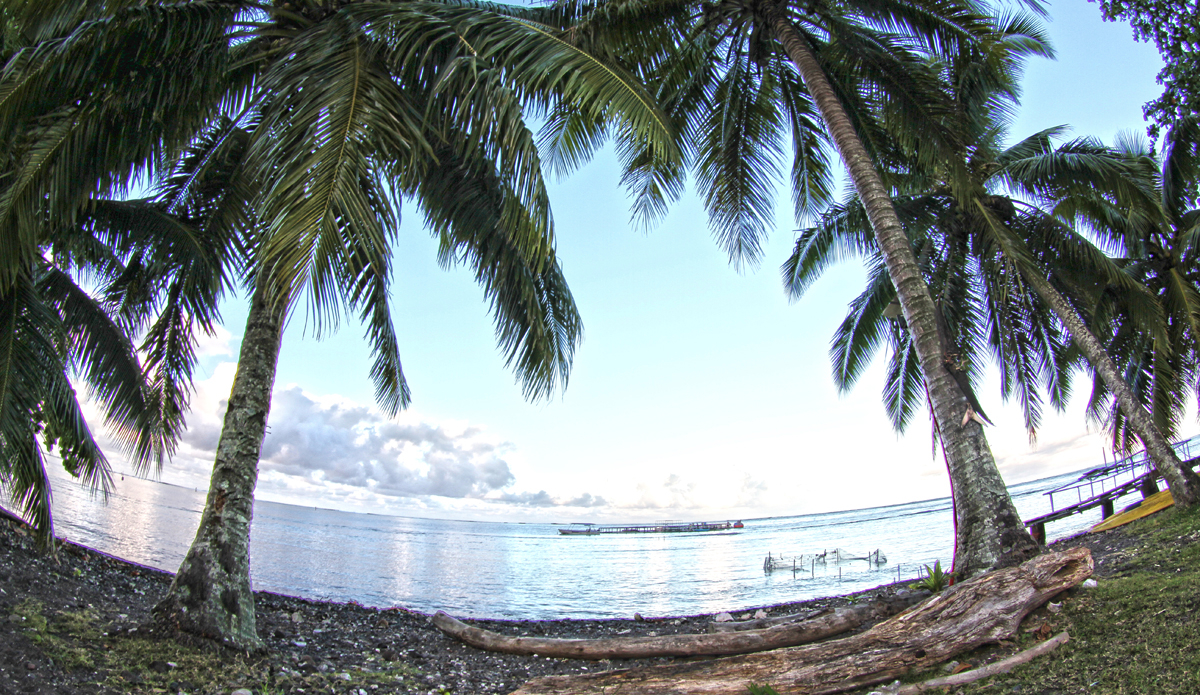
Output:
top-left (5, 500), bottom-right (1198, 693)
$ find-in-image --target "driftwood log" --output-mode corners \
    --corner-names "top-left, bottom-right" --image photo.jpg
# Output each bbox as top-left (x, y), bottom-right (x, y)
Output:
top-left (710, 608), bottom-right (828, 632)
top-left (511, 547), bottom-right (1092, 695)
top-left (711, 592), bottom-right (926, 633)
top-left (897, 631), bottom-right (1069, 693)
top-left (434, 594), bottom-right (923, 660)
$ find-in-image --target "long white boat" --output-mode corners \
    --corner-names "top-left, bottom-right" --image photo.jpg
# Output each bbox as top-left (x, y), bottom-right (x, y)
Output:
top-left (558, 520), bottom-right (744, 535)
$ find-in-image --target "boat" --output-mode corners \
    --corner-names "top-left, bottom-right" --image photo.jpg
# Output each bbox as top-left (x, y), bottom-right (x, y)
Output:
top-left (558, 520), bottom-right (744, 535)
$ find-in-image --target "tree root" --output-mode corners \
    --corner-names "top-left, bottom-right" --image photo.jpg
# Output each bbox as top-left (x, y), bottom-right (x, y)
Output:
top-left (433, 594), bottom-right (923, 660)
top-left (894, 631), bottom-right (1069, 693)
top-left (510, 547), bottom-right (1092, 694)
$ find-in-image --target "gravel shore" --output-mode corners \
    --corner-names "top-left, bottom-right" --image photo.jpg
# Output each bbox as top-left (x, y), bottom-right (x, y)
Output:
top-left (0, 507), bottom-right (1130, 695)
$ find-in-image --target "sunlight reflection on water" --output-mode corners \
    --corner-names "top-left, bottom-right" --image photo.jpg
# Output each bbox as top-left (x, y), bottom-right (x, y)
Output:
top-left (33, 466), bottom-right (1118, 619)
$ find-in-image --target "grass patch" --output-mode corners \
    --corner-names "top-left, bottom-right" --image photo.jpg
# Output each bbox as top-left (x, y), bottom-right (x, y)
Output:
top-left (82, 635), bottom-right (425, 694)
top-left (945, 505), bottom-right (1200, 694)
top-left (12, 599), bottom-right (95, 670)
top-left (11, 505), bottom-right (1200, 694)
top-left (10, 600), bottom-right (426, 694)
top-left (12, 598), bottom-right (49, 639)
top-left (749, 504), bottom-right (1200, 695)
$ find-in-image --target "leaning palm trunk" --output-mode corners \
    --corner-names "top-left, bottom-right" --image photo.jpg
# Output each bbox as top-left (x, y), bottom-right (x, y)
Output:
top-left (1019, 270), bottom-right (1200, 505)
top-left (766, 6), bottom-right (1038, 576)
top-left (152, 285), bottom-right (286, 650)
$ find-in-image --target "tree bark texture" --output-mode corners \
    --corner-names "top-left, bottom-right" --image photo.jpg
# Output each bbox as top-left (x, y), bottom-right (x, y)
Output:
top-left (710, 608), bottom-right (827, 632)
top-left (434, 594), bottom-right (924, 660)
top-left (510, 547), bottom-right (1092, 695)
top-left (1021, 270), bottom-right (1200, 506)
top-left (896, 631), bottom-right (1069, 693)
top-left (152, 286), bottom-right (285, 650)
top-left (764, 4), bottom-right (1040, 577)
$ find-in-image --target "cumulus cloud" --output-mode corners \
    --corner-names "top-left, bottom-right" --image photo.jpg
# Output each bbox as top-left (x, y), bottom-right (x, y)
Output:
top-left (563, 492), bottom-right (608, 507)
top-left (494, 490), bottom-right (557, 507)
top-left (626, 473), bottom-right (699, 510)
top-left (195, 325), bottom-right (236, 359)
top-left (162, 376), bottom-right (612, 511)
top-left (734, 474), bottom-right (768, 507)
top-left (996, 429), bottom-right (1107, 483)
top-left (218, 386), bottom-right (519, 499)
top-left (166, 367), bottom-right (521, 500)
top-left (181, 416), bottom-right (224, 455)
top-left (493, 490), bottom-right (609, 507)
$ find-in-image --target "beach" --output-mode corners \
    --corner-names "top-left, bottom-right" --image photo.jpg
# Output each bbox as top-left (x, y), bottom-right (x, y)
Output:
top-left (37, 466), bottom-right (1114, 622)
top-left (0, 504), bottom-right (1154, 695)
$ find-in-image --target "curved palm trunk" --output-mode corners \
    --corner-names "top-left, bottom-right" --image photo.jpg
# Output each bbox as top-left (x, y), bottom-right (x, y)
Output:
top-left (766, 6), bottom-right (1039, 576)
top-left (152, 285), bottom-right (286, 649)
top-left (1020, 271), bottom-right (1200, 505)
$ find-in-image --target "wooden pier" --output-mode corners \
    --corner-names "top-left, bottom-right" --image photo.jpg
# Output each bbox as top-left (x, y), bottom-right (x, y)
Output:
top-left (1024, 435), bottom-right (1200, 543)
top-left (558, 520), bottom-right (743, 535)
top-left (763, 548), bottom-right (886, 573)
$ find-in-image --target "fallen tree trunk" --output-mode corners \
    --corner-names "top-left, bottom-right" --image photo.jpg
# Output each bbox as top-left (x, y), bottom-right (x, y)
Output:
top-left (897, 631), bottom-right (1069, 693)
top-left (434, 594), bottom-right (920, 660)
top-left (711, 592), bottom-right (928, 633)
top-left (710, 608), bottom-right (827, 632)
top-left (511, 547), bottom-right (1091, 694)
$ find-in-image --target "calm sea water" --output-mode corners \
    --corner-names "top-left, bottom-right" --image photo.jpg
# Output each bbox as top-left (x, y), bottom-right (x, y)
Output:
top-left (36, 466), bottom-right (1138, 620)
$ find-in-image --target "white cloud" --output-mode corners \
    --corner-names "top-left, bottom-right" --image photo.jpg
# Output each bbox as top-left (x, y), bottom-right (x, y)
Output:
top-left (195, 324), bottom-right (236, 359)
top-left (120, 364), bottom-right (607, 513)
top-left (491, 490), bottom-right (609, 507)
top-left (734, 474), bottom-right (769, 507)
top-left (995, 429), bottom-right (1109, 483)
top-left (81, 348), bottom-right (1158, 525)
top-left (170, 376), bottom-right (520, 501)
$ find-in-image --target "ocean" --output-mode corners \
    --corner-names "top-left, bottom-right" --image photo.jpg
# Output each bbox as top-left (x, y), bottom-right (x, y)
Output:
top-left (38, 466), bottom-right (1137, 620)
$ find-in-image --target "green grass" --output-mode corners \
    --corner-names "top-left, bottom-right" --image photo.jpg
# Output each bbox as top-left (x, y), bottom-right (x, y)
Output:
top-left (15, 506), bottom-right (1200, 695)
top-left (11, 598), bottom-right (426, 694)
top-left (930, 505), bottom-right (1200, 694)
top-left (751, 506), bottom-right (1200, 695)
top-left (12, 598), bottom-right (49, 638)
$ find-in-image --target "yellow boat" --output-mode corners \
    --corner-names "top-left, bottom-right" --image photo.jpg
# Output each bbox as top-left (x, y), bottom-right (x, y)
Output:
top-left (1090, 490), bottom-right (1175, 533)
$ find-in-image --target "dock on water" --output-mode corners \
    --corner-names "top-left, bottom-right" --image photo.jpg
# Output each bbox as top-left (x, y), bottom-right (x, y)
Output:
top-left (1024, 434), bottom-right (1200, 543)
top-left (558, 520), bottom-right (744, 535)
top-left (763, 548), bottom-right (886, 573)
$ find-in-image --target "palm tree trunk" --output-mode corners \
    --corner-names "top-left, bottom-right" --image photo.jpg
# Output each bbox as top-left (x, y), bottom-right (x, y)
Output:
top-left (1020, 270), bottom-right (1200, 505)
top-left (152, 284), bottom-right (286, 649)
top-left (766, 5), bottom-right (1039, 576)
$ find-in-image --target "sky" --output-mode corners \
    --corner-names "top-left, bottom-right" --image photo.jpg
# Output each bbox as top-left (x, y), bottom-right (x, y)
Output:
top-left (89, 0), bottom-right (1193, 523)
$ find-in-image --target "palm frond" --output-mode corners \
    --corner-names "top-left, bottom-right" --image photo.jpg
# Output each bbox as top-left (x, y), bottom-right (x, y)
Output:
top-left (782, 198), bottom-right (876, 299)
top-left (0, 270), bottom-right (111, 541)
top-left (829, 261), bottom-right (895, 393)
top-left (415, 143), bottom-right (582, 401)
top-left (694, 52), bottom-right (785, 267)
top-left (36, 265), bottom-right (163, 468)
top-left (882, 323), bottom-right (924, 432)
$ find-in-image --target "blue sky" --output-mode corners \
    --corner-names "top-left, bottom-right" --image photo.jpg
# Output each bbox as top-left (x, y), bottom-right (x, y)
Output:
top-left (99, 0), bottom-right (1188, 522)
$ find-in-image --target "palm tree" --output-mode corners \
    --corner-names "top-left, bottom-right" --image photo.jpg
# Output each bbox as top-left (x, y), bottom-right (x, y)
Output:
top-left (552, 0), bottom-right (1040, 576)
top-left (786, 50), bottom-right (1200, 508)
top-left (786, 193), bottom-right (1076, 438)
top-left (0, 206), bottom-right (223, 545)
top-left (1066, 118), bottom-right (1200, 483)
top-left (1, 0), bottom-right (678, 649)
top-left (770, 12), bottom-right (1047, 577)
top-left (0, 4), bottom-right (231, 546)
